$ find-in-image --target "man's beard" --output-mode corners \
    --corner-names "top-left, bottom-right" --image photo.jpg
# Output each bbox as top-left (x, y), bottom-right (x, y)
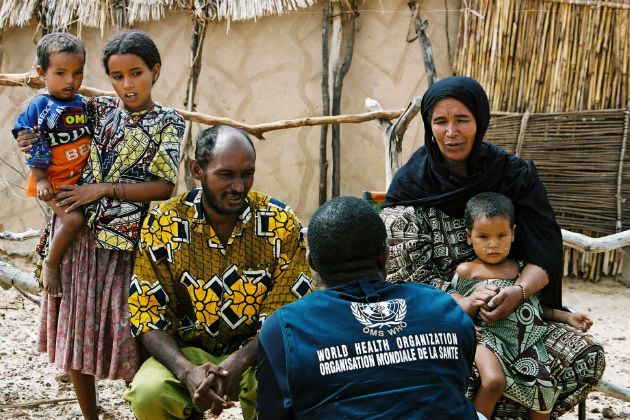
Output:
top-left (200, 181), bottom-right (246, 216)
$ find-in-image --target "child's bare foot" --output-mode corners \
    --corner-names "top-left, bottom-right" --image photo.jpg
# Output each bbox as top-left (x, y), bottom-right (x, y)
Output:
top-left (42, 259), bottom-right (62, 297)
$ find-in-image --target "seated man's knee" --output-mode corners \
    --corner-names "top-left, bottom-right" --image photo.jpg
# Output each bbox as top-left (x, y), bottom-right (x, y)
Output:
top-left (126, 369), bottom-right (190, 420)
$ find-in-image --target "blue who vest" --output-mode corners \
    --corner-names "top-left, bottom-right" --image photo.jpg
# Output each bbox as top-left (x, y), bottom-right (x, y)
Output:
top-left (258, 277), bottom-right (478, 420)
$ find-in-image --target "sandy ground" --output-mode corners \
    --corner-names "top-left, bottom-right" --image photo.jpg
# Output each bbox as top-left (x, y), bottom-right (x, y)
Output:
top-left (0, 274), bottom-right (628, 420)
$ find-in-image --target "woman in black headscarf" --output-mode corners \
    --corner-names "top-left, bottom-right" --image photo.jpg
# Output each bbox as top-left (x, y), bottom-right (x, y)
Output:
top-left (381, 76), bottom-right (603, 419)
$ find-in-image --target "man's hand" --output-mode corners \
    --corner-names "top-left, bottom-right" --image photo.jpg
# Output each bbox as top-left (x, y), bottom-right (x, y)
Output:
top-left (180, 363), bottom-right (234, 414)
top-left (195, 337), bottom-right (258, 418)
top-left (479, 285), bottom-right (522, 323)
top-left (16, 129), bottom-right (38, 152)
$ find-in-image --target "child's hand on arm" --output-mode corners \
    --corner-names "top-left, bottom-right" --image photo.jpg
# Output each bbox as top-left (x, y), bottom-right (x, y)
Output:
top-left (566, 312), bottom-right (593, 332)
top-left (31, 167), bottom-right (53, 201)
top-left (37, 179), bottom-right (54, 201)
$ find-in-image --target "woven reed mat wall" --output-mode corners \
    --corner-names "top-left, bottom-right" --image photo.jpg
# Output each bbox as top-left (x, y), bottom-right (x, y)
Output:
top-left (485, 109), bottom-right (629, 280)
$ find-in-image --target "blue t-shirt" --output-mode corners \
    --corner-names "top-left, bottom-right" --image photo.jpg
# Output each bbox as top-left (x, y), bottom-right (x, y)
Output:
top-left (12, 94), bottom-right (90, 168)
top-left (257, 277), bottom-right (478, 420)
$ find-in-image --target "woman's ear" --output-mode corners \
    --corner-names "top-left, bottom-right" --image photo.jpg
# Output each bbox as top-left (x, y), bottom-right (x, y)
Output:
top-left (151, 63), bottom-right (161, 84)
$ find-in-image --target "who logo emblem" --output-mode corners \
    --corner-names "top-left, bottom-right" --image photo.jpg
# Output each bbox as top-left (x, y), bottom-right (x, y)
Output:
top-left (350, 299), bottom-right (407, 329)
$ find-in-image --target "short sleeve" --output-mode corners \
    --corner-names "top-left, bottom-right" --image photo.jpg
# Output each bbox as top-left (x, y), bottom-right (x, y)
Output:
top-left (148, 110), bottom-right (184, 184)
top-left (14, 99), bottom-right (52, 168)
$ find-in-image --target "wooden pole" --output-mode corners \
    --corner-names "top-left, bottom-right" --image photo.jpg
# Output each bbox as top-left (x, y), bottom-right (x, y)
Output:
top-left (514, 111), bottom-right (530, 157)
top-left (0, 71), bottom-right (405, 139)
top-left (616, 111), bottom-right (629, 231)
top-left (596, 380), bottom-right (630, 402)
top-left (319, 2), bottom-right (331, 205)
top-left (562, 229), bottom-right (630, 252)
top-left (114, 0), bottom-right (127, 30)
top-left (366, 96), bottom-right (421, 188)
top-left (180, 15), bottom-right (208, 191)
top-left (0, 261), bottom-right (39, 295)
top-left (365, 98), bottom-right (393, 187)
top-left (408, 1), bottom-right (438, 87)
top-left (0, 229), bottom-right (42, 240)
top-left (331, 1), bottom-right (358, 198)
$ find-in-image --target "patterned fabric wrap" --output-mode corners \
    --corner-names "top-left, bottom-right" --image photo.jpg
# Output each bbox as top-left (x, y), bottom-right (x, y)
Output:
top-left (82, 97), bottom-right (184, 251)
top-left (381, 204), bottom-right (605, 419)
top-left (129, 189), bottom-right (313, 357)
top-left (452, 274), bottom-right (557, 413)
top-left (37, 225), bottom-right (142, 382)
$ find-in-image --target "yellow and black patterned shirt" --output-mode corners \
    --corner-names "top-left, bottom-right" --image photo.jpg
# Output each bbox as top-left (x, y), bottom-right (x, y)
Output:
top-left (129, 189), bottom-right (312, 356)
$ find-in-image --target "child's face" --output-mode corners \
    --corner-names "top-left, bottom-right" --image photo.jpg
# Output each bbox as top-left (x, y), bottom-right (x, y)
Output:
top-left (466, 215), bottom-right (515, 265)
top-left (107, 53), bottom-right (159, 112)
top-left (36, 52), bottom-right (84, 100)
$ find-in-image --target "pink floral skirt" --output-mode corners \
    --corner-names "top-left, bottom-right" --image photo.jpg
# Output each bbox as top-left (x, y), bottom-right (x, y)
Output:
top-left (37, 225), bottom-right (141, 382)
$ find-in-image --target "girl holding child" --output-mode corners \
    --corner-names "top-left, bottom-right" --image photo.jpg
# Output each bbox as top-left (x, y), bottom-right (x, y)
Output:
top-left (17, 31), bottom-right (184, 420)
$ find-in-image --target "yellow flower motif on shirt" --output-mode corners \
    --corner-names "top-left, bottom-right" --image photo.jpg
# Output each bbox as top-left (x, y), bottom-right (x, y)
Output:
top-left (143, 210), bottom-right (182, 252)
top-left (129, 278), bottom-right (170, 333)
top-left (265, 210), bottom-right (296, 246)
top-left (189, 282), bottom-right (221, 327)
top-left (230, 280), bottom-right (268, 323)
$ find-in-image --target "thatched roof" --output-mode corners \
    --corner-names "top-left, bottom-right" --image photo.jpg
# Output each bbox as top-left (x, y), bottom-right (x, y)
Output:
top-left (0, 0), bottom-right (317, 30)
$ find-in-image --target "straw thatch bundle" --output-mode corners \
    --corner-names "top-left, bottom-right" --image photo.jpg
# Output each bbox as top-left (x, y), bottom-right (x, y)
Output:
top-left (456, 0), bottom-right (630, 113)
top-left (0, 0), bottom-right (317, 31)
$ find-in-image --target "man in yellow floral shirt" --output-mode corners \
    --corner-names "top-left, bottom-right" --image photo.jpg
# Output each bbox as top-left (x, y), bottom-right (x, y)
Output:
top-left (125, 125), bottom-right (312, 420)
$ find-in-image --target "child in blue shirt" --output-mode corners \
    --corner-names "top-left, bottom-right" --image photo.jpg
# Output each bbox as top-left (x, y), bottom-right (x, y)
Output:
top-left (12, 32), bottom-right (90, 297)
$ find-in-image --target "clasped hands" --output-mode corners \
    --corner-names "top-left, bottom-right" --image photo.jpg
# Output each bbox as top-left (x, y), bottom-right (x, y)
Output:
top-left (182, 361), bottom-right (238, 418)
top-left (463, 283), bottom-right (523, 324)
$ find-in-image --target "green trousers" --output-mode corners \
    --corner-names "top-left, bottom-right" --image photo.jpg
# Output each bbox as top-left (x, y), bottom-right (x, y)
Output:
top-left (124, 347), bottom-right (257, 420)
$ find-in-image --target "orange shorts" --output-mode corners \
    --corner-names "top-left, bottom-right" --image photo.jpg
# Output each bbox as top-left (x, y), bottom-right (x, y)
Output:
top-left (25, 136), bottom-right (91, 197)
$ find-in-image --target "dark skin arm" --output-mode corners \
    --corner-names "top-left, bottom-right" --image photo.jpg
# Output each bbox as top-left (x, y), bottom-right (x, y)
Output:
top-left (541, 304), bottom-right (593, 332)
top-left (17, 129), bottom-right (175, 210)
top-left (31, 167), bottom-right (55, 201)
top-left (139, 330), bottom-right (234, 416)
top-left (449, 283), bottom-right (499, 318)
top-left (139, 330), bottom-right (257, 418)
top-left (195, 335), bottom-right (258, 417)
top-left (479, 263), bottom-right (549, 323)
top-left (54, 178), bottom-right (174, 212)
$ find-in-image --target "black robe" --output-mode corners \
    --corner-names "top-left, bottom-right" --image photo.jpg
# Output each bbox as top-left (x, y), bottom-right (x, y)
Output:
top-left (383, 76), bottom-right (563, 308)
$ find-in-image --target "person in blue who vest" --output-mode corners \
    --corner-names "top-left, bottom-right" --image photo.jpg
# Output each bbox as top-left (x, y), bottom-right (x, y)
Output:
top-left (257, 196), bottom-right (480, 420)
